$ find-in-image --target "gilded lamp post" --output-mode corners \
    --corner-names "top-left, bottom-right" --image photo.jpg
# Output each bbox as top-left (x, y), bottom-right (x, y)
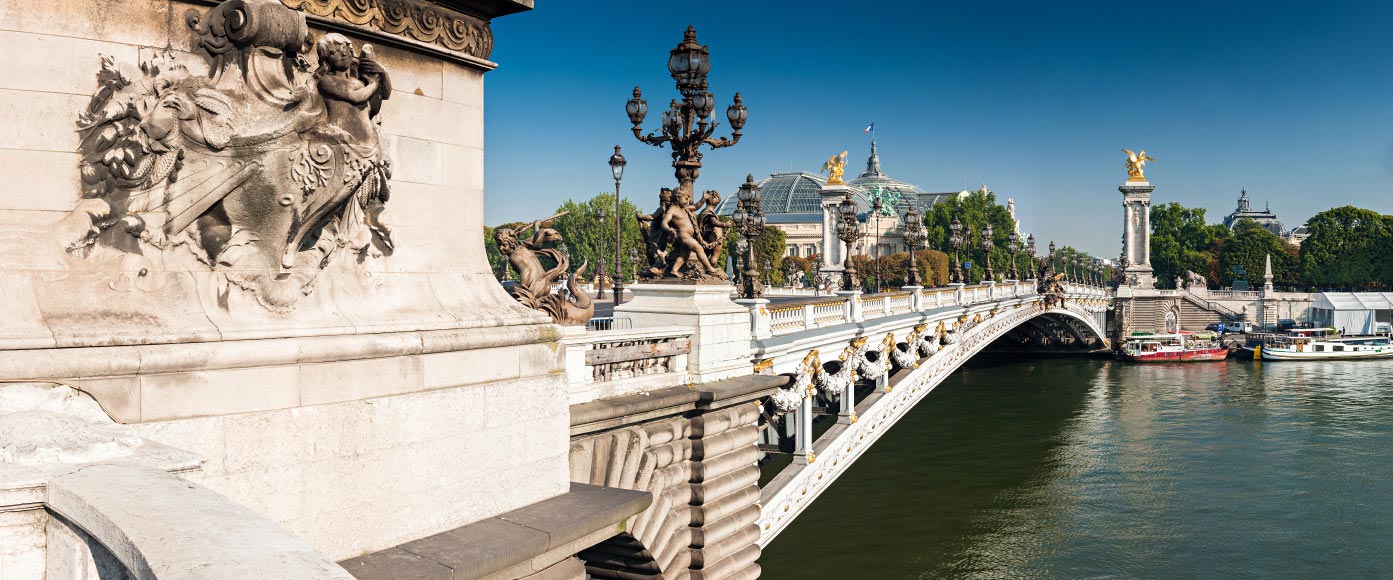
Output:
top-left (835, 191), bottom-right (864, 291)
top-left (1007, 230), bottom-right (1020, 281)
top-left (901, 207), bottom-right (925, 287)
top-left (732, 174), bottom-right (765, 299)
top-left (948, 216), bottom-right (964, 284)
top-left (981, 223), bottom-right (995, 283)
top-left (1025, 234), bottom-right (1037, 279)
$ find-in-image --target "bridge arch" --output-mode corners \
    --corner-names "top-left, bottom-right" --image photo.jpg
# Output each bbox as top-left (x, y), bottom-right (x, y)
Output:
top-left (755, 295), bottom-right (1110, 545)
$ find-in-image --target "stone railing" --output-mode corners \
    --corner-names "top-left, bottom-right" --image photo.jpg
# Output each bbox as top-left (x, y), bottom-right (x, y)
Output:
top-left (560, 326), bottom-right (693, 405)
top-left (757, 281), bottom-right (1043, 337)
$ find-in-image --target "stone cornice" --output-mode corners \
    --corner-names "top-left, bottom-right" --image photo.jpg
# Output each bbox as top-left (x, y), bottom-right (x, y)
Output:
top-left (280, 0), bottom-right (497, 63)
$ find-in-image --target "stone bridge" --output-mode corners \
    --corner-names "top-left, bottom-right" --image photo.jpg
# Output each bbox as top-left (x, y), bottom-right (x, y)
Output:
top-left (556, 280), bottom-right (1110, 578)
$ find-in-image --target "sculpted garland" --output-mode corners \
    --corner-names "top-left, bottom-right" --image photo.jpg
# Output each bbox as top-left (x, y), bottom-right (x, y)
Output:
top-left (71, 0), bottom-right (396, 311)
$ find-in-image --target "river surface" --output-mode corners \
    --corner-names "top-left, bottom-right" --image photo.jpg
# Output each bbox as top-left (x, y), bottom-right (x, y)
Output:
top-left (759, 357), bottom-right (1393, 579)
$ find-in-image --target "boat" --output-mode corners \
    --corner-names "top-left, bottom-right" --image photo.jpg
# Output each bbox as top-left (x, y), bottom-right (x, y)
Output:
top-left (1120, 332), bottom-right (1230, 362)
top-left (1257, 328), bottom-right (1393, 361)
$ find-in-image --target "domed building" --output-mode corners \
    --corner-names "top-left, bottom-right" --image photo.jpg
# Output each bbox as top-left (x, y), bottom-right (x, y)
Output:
top-left (716, 141), bottom-right (964, 260)
top-left (1223, 188), bottom-right (1285, 236)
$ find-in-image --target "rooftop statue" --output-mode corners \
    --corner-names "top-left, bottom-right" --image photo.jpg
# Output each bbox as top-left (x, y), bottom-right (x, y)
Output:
top-left (821, 151), bottom-right (849, 185)
top-left (1122, 148), bottom-right (1155, 182)
top-left (67, 0), bottom-right (396, 312)
top-left (494, 213), bottom-right (594, 326)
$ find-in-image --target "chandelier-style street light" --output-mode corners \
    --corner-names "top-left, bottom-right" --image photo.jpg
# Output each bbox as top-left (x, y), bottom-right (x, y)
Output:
top-left (981, 223), bottom-right (995, 283)
top-left (732, 174), bottom-right (766, 299)
top-left (626, 26), bottom-right (747, 208)
top-left (608, 145), bottom-right (627, 305)
top-left (902, 207), bottom-right (925, 287)
top-left (1007, 230), bottom-right (1020, 281)
top-left (1025, 233), bottom-right (1037, 279)
top-left (835, 191), bottom-right (864, 291)
top-left (948, 217), bottom-right (964, 284)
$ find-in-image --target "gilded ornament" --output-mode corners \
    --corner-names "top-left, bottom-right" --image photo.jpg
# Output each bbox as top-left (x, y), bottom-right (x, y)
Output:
top-left (1122, 148), bottom-right (1155, 182)
top-left (820, 151), bottom-right (848, 185)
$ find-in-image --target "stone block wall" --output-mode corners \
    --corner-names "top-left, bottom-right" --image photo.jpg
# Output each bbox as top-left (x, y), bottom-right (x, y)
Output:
top-left (0, 0), bottom-right (566, 565)
top-left (569, 379), bottom-right (775, 580)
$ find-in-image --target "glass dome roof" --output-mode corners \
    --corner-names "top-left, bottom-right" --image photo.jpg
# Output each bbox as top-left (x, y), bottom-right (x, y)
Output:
top-left (715, 141), bottom-right (960, 223)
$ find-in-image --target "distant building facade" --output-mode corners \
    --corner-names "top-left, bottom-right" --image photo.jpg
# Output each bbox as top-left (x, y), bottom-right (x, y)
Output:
top-left (1223, 188), bottom-right (1285, 236)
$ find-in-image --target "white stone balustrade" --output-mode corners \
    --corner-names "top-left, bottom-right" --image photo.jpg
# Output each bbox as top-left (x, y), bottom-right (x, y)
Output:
top-left (560, 325), bottom-right (694, 405)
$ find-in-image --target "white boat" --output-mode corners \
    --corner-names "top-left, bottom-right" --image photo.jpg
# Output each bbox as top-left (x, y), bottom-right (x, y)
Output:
top-left (1257, 328), bottom-right (1393, 361)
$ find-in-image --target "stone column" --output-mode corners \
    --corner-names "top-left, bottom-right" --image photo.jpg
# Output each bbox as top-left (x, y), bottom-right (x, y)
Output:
top-left (1120, 181), bottom-right (1157, 288)
top-left (837, 291), bottom-right (864, 322)
top-left (617, 283), bottom-right (754, 383)
top-left (904, 286), bottom-right (924, 311)
top-left (819, 184), bottom-right (853, 275)
top-left (736, 298), bottom-right (772, 340)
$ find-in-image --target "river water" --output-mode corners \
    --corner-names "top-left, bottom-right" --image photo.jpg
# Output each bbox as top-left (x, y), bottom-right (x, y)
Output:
top-left (759, 356), bottom-right (1393, 579)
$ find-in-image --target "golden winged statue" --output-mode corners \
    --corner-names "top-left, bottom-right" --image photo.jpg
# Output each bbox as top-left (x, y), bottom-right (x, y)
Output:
top-left (821, 151), bottom-right (849, 185)
top-left (1122, 148), bottom-right (1155, 182)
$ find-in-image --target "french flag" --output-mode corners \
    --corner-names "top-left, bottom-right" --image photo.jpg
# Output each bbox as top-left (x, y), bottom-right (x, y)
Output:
top-left (863, 122), bottom-right (875, 133)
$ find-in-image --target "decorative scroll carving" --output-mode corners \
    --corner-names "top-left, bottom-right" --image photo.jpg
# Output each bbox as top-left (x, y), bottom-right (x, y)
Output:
top-left (495, 214), bottom-right (594, 326)
top-left (280, 0), bottom-right (494, 59)
top-left (69, 0), bottom-right (396, 312)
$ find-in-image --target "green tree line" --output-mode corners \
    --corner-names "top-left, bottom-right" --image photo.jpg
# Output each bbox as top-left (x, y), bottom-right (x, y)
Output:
top-left (1149, 203), bottom-right (1393, 291)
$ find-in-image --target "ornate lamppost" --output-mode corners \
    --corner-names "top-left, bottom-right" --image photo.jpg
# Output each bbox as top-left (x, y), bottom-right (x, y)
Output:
top-left (625, 27), bottom-right (747, 280)
top-left (1047, 241), bottom-right (1057, 278)
top-left (902, 207), bottom-right (925, 287)
top-left (835, 191), bottom-right (864, 291)
top-left (1025, 233), bottom-right (1037, 279)
top-left (608, 145), bottom-right (627, 304)
top-left (948, 216), bottom-right (964, 284)
top-left (1007, 230), bottom-right (1020, 281)
top-left (981, 223), bottom-right (995, 283)
top-left (732, 174), bottom-right (766, 299)
top-left (871, 196), bottom-right (883, 293)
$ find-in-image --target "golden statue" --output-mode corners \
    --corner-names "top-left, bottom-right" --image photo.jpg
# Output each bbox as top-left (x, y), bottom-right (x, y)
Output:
top-left (821, 151), bottom-right (848, 185)
top-left (1122, 148), bottom-right (1155, 182)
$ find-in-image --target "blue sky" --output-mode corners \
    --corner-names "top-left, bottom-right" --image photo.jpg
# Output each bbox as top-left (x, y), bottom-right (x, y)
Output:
top-left (484, 0), bottom-right (1393, 255)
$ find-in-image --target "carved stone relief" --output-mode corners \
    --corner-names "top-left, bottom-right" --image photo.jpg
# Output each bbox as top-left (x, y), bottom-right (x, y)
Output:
top-left (68, 0), bottom-right (396, 312)
top-left (281, 0), bottom-right (494, 59)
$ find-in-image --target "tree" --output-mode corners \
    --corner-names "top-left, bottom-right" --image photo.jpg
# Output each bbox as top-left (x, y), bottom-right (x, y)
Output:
top-left (921, 188), bottom-right (1019, 284)
top-left (1148, 202), bottom-right (1227, 289)
top-left (723, 225), bottom-right (786, 283)
top-left (1299, 206), bottom-right (1393, 290)
top-left (548, 193), bottom-right (646, 281)
top-left (1219, 220), bottom-right (1299, 288)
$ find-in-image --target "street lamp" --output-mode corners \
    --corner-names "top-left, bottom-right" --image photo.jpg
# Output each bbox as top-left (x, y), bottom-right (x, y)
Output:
top-left (596, 207), bottom-right (608, 299)
top-left (732, 174), bottom-right (766, 299)
top-left (1025, 234), bottom-right (1037, 279)
top-left (948, 216), bottom-right (964, 284)
top-left (1007, 230), bottom-right (1020, 281)
top-left (871, 196), bottom-right (883, 293)
top-left (981, 223), bottom-right (995, 283)
top-left (902, 207), bottom-right (925, 287)
top-left (626, 27), bottom-right (746, 281)
top-left (835, 191), bottom-right (864, 291)
top-left (1048, 240), bottom-right (1057, 276)
top-left (608, 145), bottom-right (627, 305)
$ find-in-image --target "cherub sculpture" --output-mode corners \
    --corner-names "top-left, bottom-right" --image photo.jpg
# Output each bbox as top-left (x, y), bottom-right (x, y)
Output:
top-left (658, 188), bottom-right (725, 279)
top-left (821, 151), bottom-right (849, 185)
top-left (494, 213), bottom-right (594, 326)
top-left (1122, 148), bottom-right (1155, 182)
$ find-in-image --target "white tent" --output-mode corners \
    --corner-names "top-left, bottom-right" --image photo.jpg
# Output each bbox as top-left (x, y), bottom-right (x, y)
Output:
top-left (1311, 292), bottom-right (1393, 335)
